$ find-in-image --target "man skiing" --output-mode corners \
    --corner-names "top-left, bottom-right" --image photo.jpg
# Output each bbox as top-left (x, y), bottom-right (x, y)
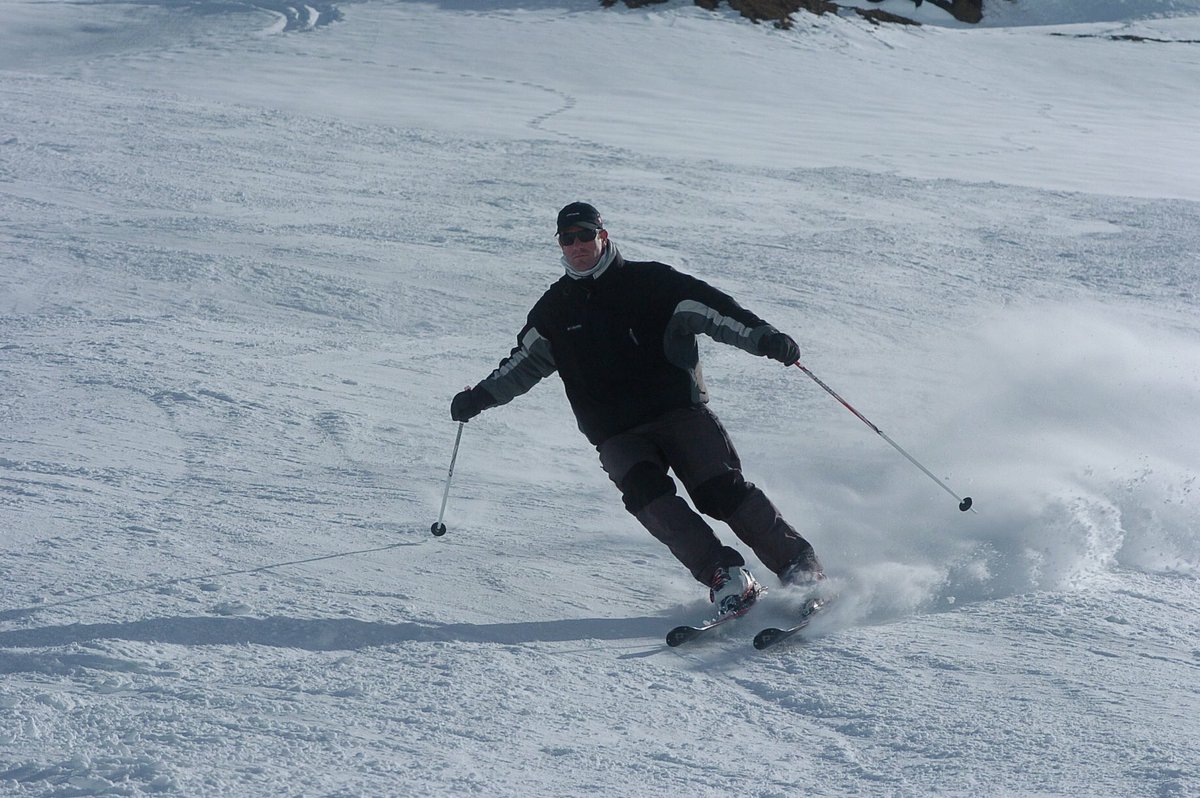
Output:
top-left (450, 202), bottom-right (823, 620)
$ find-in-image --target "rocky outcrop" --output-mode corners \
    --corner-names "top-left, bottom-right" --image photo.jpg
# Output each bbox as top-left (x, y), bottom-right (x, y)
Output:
top-left (605, 0), bottom-right (985, 27)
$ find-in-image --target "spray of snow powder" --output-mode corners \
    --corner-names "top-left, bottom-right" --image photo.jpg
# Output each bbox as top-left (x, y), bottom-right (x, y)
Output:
top-left (778, 302), bottom-right (1200, 620)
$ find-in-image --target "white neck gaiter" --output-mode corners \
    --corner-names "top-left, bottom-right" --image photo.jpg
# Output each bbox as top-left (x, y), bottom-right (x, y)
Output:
top-left (563, 241), bottom-right (617, 281)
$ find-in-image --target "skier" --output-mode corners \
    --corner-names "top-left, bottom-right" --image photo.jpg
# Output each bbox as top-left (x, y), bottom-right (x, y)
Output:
top-left (450, 202), bottom-right (823, 620)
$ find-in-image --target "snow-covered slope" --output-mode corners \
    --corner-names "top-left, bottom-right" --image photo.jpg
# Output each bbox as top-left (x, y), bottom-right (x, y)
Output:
top-left (2, 0), bottom-right (1199, 795)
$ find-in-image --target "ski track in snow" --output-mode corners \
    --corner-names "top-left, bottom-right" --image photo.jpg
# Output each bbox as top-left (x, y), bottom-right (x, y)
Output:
top-left (2, 0), bottom-right (1200, 795)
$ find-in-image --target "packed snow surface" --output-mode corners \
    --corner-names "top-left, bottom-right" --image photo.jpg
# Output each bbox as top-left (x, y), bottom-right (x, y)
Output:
top-left (2, 0), bottom-right (1199, 795)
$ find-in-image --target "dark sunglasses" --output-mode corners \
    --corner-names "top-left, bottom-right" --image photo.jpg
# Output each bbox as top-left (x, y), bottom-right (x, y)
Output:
top-left (558, 228), bottom-right (599, 246)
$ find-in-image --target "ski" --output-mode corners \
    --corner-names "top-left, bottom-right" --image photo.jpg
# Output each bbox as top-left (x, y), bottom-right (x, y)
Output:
top-left (753, 595), bottom-right (833, 650)
top-left (666, 611), bottom-right (744, 647)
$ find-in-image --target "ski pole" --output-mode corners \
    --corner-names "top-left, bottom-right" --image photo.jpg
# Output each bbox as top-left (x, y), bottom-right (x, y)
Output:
top-left (431, 422), bottom-right (465, 536)
top-left (794, 361), bottom-right (974, 513)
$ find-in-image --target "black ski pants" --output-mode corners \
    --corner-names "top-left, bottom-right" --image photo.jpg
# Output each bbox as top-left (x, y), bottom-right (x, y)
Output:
top-left (597, 405), bottom-right (818, 588)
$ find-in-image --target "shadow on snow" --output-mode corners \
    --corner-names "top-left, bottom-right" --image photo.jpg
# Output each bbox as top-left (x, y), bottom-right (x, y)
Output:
top-left (0, 612), bottom-right (671, 664)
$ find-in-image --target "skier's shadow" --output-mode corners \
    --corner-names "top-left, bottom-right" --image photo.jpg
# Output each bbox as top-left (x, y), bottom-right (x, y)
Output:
top-left (0, 534), bottom-right (676, 660)
top-left (0, 613), bottom-right (671, 658)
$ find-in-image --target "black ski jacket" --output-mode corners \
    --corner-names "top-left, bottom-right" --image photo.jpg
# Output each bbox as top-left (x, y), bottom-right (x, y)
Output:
top-left (472, 244), bottom-right (783, 446)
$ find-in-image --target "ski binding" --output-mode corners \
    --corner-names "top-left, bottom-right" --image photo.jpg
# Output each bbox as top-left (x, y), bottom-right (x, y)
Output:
top-left (666, 588), bottom-right (763, 647)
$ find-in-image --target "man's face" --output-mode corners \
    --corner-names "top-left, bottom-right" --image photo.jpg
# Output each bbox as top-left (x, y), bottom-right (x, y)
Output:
top-left (558, 226), bottom-right (608, 273)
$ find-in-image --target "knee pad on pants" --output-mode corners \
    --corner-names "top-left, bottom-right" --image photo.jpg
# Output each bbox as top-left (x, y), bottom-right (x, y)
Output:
top-left (691, 472), bottom-right (753, 520)
top-left (618, 461), bottom-right (676, 515)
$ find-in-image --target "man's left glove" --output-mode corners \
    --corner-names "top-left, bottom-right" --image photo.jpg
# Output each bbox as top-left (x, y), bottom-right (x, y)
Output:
top-left (450, 385), bottom-right (494, 423)
top-left (760, 331), bottom-right (801, 366)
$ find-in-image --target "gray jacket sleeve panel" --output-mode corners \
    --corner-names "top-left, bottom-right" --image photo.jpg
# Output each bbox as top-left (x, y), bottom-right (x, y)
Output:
top-left (478, 324), bottom-right (557, 406)
top-left (656, 268), bottom-right (778, 362)
top-left (664, 294), bottom-right (780, 375)
top-left (669, 298), bottom-right (778, 355)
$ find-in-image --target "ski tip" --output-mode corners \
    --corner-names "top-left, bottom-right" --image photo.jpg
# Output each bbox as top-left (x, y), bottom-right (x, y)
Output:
top-left (666, 625), bottom-right (698, 647)
top-left (753, 628), bottom-right (784, 650)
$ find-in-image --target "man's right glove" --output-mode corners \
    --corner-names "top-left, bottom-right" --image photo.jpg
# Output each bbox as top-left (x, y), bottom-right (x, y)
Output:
top-left (760, 331), bottom-right (801, 366)
top-left (450, 385), bottom-right (494, 422)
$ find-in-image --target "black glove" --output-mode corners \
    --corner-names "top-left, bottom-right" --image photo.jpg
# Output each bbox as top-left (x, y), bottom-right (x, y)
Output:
top-left (760, 331), bottom-right (800, 366)
top-left (450, 386), bottom-right (493, 423)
